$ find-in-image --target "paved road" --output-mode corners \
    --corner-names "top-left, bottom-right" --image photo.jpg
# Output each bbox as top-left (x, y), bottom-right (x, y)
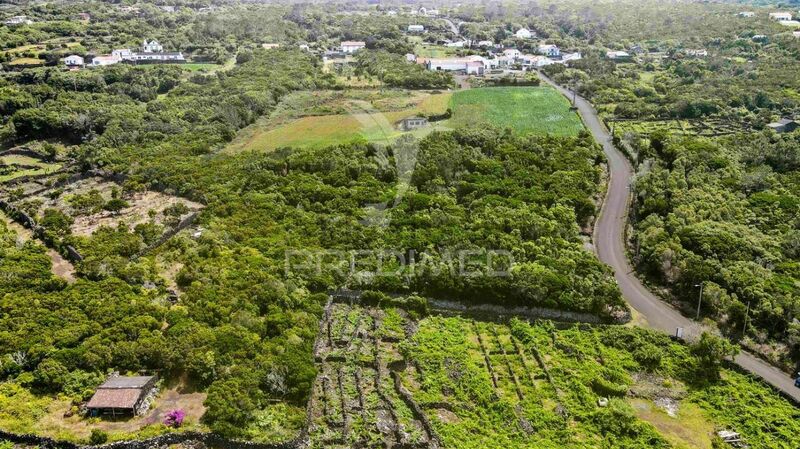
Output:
top-left (538, 72), bottom-right (800, 402)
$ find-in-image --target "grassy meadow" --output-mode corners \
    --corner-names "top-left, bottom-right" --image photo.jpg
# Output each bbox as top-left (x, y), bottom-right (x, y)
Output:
top-left (448, 87), bottom-right (584, 136)
top-left (224, 85), bottom-right (584, 153)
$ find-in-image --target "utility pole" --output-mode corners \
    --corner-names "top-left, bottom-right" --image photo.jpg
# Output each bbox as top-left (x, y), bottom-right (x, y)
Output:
top-left (695, 282), bottom-right (704, 321)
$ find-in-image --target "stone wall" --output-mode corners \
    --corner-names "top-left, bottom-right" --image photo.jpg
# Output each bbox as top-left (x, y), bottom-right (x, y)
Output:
top-left (0, 430), bottom-right (305, 449)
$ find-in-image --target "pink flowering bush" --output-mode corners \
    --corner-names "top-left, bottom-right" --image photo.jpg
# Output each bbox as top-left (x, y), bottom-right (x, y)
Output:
top-left (164, 409), bottom-right (186, 428)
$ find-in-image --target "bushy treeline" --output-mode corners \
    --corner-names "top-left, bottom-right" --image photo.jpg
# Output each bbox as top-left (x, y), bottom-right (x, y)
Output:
top-left (631, 131), bottom-right (800, 368)
top-left (354, 50), bottom-right (454, 89)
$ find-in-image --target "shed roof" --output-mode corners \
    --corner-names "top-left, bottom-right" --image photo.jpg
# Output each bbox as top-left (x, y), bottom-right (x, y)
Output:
top-left (99, 375), bottom-right (155, 389)
top-left (86, 388), bottom-right (143, 409)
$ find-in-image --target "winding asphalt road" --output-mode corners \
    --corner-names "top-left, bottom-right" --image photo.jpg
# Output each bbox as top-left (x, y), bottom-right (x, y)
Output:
top-left (538, 72), bottom-right (800, 403)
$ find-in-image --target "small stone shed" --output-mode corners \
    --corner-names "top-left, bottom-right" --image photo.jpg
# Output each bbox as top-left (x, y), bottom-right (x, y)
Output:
top-left (86, 375), bottom-right (157, 417)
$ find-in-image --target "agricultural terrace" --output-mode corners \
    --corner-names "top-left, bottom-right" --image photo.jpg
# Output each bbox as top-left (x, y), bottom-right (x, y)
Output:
top-left (225, 86), bottom-right (583, 152)
top-left (0, 155), bottom-right (62, 183)
top-left (310, 302), bottom-right (800, 449)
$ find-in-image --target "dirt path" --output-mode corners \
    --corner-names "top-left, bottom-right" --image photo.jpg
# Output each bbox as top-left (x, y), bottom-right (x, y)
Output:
top-left (1, 211), bottom-right (76, 283)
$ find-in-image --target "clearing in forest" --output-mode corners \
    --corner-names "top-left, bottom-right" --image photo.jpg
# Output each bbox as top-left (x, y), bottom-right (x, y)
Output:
top-left (448, 86), bottom-right (584, 136)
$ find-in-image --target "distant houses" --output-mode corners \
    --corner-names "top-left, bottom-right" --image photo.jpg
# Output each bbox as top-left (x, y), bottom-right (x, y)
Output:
top-left (340, 41), bottom-right (366, 54)
top-left (89, 39), bottom-right (185, 68)
top-left (408, 24), bottom-right (425, 33)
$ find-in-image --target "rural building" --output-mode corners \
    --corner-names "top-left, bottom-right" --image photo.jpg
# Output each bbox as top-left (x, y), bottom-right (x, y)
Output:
top-left (503, 48), bottom-right (522, 59)
top-left (466, 61), bottom-right (485, 75)
top-left (142, 39), bottom-right (164, 53)
top-left (261, 43), bottom-right (280, 49)
top-left (408, 24), bottom-right (425, 32)
top-left (561, 52), bottom-right (583, 64)
top-left (90, 55), bottom-right (122, 67)
top-left (522, 55), bottom-right (554, 68)
top-left (767, 118), bottom-right (798, 133)
top-left (685, 48), bottom-right (708, 57)
top-left (424, 56), bottom-right (485, 74)
top-left (738, 11), bottom-right (755, 18)
top-left (515, 28), bottom-right (533, 39)
top-left (340, 41), bottom-right (366, 54)
top-left (86, 375), bottom-right (157, 417)
top-left (398, 117), bottom-right (429, 131)
top-left (477, 40), bottom-right (494, 47)
top-left (769, 12), bottom-right (793, 21)
top-left (606, 50), bottom-right (632, 61)
top-left (538, 44), bottom-right (561, 58)
top-left (3, 15), bottom-right (33, 26)
top-left (63, 55), bottom-right (85, 68)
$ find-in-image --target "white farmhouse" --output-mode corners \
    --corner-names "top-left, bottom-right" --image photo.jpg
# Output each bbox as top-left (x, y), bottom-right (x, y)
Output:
top-left (515, 28), bottom-right (533, 39)
top-left (537, 44), bottom-right (561, 57)
top-left (503, 48), bottom-right (522, 59)
top-left (408, 24), bottom-right (425, 33)
top-left (606, 50), bottom-right (631, 60)
top-left (90, 55), bottom-right (122, 67)
top-left (112, 49), bottom-right (133, 59)
top-left (143, 40), bottom-right (163, 53)
top-left (340, 41), bottom-right (366, 54)
top-left (63, 55), bottom-right (85, 68)
top-left (769, 12), bottom-right (793, 21)
top-left (4, 15), bottom-right (33, 26)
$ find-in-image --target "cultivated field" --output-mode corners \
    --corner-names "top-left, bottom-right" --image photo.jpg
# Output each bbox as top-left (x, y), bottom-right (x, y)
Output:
top-left (308, 303), bottom-right (800, 449)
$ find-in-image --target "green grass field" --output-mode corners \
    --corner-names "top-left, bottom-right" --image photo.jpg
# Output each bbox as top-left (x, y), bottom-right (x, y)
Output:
top-left (224, 86), bottom-right (584, 153)
top-left (448, 87), bottom-right (584, 136)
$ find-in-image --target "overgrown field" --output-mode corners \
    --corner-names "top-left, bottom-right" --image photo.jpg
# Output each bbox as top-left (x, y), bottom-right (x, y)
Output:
top-left (448, 87), bottom-right (584, 137)
top-left (225, 86), bottom-right (584, 152)
top-left (310, 302), bottom-right (800, 449)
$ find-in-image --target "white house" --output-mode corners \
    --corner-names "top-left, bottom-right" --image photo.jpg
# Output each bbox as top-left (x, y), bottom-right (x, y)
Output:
top-left (427, 9), bottom-right (440, 17)
top-left (606, 50), bottom-right (631, 60)
top-left (3, 15), bottom-right (33, 26)
top-left (738, 11), bottom-right (755, 18)
top-left (340, 41), bottom-right (366, 54)
top-left (515, 28), bottom-right (533, 39)
top-left (130, 52), bottom-right (185, 62)
top-left (425, 56), bottom-right (485, 74)
top-left (408, 24), bottom-right (425, 33)
top-left (537, 44), bottom-right (561, 57)
top-left (63, 55), bottom-right (85, 68)
top-left (90, 55), bottom-right (122, 67)
top-left (112, 49), bottom-right (133, 59)
top-left (503, 48), bottom-right (522, 59)
top-left (561, 52), bottom-right (583, 63)
top-left (521, 55), bottom-right (554, 68)
top-left (445, 40), bottom-right (465, 48)
top-left (299, 44), bottom-right (310, 51)
top-left (685, 48), bottom-right (708, 57)
top-left (143, 40), bottom-right (163, 53)
top-left (477, 40), bottom-right (494, 47)
top-left (769, 12), bottom-right (793, 21)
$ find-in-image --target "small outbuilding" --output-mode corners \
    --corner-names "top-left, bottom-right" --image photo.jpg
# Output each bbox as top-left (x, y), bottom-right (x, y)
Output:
top-left (86, 375), bottom-right (157, 417)
top-left (398, 116), bottom-right (429, 131)
top-left (767, 118), bottom-right (798, 133)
